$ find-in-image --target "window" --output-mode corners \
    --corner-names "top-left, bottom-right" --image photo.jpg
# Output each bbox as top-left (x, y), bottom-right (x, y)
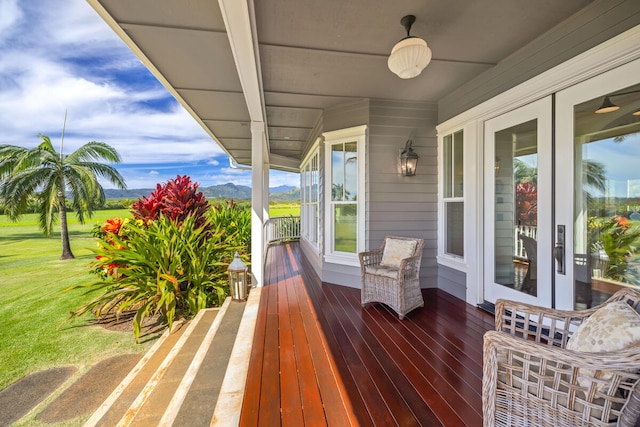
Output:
top-left (443, 130), bottom-right (464, 257)
top-left (324, 125), bottom-right (366, 264)
top-left (300, 146), bottom-right (319, 246)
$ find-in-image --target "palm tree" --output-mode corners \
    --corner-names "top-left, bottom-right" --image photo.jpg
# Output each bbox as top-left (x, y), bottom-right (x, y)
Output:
top-left (0, 134), bottom-right (126, 259)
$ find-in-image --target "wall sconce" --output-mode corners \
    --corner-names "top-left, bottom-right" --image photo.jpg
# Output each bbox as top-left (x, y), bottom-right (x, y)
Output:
top-left (400, 139), bottom-right (419, 176)
top-left (228, 252), bottom-right (248, 301)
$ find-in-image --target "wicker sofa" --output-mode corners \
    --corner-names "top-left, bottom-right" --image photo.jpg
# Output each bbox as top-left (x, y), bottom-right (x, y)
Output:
top-left (359, 236), bottom-right (425, 319)
top-left (483, 288), bottom-right (640, 427)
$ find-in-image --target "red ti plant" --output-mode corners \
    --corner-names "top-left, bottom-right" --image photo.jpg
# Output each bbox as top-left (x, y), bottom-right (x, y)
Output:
top-left (131, 175), bottom-right (210, 228)
top-left (516, 182), bottom-right (538, 226)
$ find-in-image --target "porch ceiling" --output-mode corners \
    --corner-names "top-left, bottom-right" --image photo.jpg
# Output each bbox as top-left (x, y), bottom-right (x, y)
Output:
top-left (89, 0), bottom-right (593, 172)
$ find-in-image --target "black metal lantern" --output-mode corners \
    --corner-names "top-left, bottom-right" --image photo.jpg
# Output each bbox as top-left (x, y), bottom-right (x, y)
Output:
top-left (400, 139), bottom-right (419, 176)
top-left (228, 252), bottom-right (248, 301)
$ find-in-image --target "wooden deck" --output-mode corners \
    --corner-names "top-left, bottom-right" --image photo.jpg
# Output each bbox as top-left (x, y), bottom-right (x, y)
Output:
top-left (240, 242), bottom-right (494, 426)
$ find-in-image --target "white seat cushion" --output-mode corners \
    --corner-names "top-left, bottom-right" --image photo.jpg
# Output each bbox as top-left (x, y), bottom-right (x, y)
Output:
top-left (365, 265), bottom-right (399, 279)
top-left (380, 238), bottom-right (417, 269)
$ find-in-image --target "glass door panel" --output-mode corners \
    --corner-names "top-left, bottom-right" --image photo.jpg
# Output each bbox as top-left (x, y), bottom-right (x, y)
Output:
top-left (555, 57), bottom-right (640, 310)
top-left (572, 83), bottom-right (640, 309)
top-left (484, 97), bottom-right (552, 306)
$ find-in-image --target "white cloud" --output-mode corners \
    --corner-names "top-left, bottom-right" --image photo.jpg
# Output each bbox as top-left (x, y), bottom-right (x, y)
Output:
top-left (0, 0), bottom-right (21, 39)
top-left (0, 0), bottom-right (299, 191)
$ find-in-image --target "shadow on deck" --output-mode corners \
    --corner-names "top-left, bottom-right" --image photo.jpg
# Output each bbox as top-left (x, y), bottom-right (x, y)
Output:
top-left (241, 241), bottom-right (494, 426)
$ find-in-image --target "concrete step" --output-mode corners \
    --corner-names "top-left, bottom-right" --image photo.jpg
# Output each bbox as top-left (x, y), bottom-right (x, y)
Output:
top-left (84, 297), bottom-right (247, 427)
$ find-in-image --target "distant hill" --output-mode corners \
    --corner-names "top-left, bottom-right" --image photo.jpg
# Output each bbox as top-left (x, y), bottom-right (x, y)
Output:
top-left (104, 183), bottom-right (300, 202)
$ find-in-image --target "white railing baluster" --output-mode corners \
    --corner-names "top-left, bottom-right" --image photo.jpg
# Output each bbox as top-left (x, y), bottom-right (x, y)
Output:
top-left (263, 216), bottom-right (301, 248)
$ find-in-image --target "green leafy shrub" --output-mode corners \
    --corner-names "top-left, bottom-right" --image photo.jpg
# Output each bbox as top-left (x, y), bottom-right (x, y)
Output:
top-left (70, 214), bottom-right (233, 340)
top-left (588, 215), bottom-right (640, 283)
top-left (210, 199), bottom-right (251, 264)
top-left (131, 175), bottom-right (210, 228)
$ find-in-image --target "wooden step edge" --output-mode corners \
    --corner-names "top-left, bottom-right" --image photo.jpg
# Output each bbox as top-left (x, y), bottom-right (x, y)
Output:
top-left (210, 287), bottom-right (263, 427)
top-left (158, 297), bottom-right (233, 426)
top-left (83, 308), bottom-right (211, 427)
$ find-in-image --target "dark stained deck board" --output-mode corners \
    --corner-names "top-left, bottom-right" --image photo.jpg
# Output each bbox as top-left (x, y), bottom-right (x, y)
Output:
top-left (285, 244), bottom-right (354, 427)
top-left (332, 283), bottom-right (482, 425)
top-left (242, 242), bottom-right (494, 426)
top-left (240, 243), bottom-right (355, 426)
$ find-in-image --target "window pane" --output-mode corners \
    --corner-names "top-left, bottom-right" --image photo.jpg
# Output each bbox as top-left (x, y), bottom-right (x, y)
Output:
top-left (344, 142), bottom-right (358, 201)
top-left (444, 134), bottom-right (452, 197)
top-left (332, 144), bottom-right (344, 201)
top-left (494, 119), bottom-right (538, 296)
top-left (572, 83), bottom-right (640, 309)
top-left (334, 204), bottom-right (357, 253)
top-left (446, 202), bottom-right (464, 256)
top-left (453, 130), bottom-right (464, 197)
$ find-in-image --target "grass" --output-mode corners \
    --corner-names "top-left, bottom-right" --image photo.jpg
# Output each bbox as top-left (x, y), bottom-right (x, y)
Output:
top-left (0, 209), bottom-right (154, 396)
top-left (0, 203), bottom-right (299, 393)
top-left (269, 202), bottom-right (300, 217)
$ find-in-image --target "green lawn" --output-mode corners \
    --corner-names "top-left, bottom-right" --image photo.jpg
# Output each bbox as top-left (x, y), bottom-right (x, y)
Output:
top-left (0, 209), bottom-right (154, 396)
top-left (269, 202), bottom-right (300, 217)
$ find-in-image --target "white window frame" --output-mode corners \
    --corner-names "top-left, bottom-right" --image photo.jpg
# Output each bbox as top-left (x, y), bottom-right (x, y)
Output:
top-left (300, 140), bottom-right (320, 248)
top-left (323, 125), bottom-right (367, 266)
top-left (444, 130), bottom-right (464, 256)
top-left (438, 125), bottom-right (473, 271)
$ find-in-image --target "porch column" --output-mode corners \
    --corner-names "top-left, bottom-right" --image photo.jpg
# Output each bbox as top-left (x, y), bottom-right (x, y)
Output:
top-left (251, 121), bottom-right (266, 287)
top-left (263, 160), bottom-right (270, 222)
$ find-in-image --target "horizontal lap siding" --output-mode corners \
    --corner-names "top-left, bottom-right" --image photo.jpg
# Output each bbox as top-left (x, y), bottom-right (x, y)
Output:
top-left (368, 100), bottom-right (439, 288)
top-left (438, 264), bottom-right (467, 300)
top-left (439, 1), bottom-right (640, 121)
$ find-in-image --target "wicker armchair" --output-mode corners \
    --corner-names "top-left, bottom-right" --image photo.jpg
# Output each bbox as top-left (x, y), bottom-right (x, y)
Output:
top-left (359, 236), bottom-right (425, 319)
top-left (483, 288), bottom-right (640, 427)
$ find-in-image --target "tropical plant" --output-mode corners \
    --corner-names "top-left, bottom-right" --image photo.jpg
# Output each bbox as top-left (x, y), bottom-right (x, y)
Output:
top-left (210, 199), bottom-right (251, 249)
top-left (131, 175), bottom-right (209, 228)
top-left (588, 215), bottom-right (640, 284)
top-left (515, 181), bottom-right (537, 226)
top-left (0, 134), bottom-right (125, 259)
top-left (70, 214), bottom-right (234, 340)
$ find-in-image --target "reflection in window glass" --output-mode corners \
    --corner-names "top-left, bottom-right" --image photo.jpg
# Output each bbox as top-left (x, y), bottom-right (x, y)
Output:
top-left (494, 120), bottom-right (538, 297)
top-left (443, 130), bottom-right (464, 258)
top-left (446, 201), bottom-right (464, 256)
top-left (573, 83), bottom-right (640, 308)
top-left (334, 204), bottom-right (357, 253)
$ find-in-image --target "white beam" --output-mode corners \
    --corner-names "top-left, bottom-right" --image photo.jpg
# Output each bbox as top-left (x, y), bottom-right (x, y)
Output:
top-left (218, 0), bottom-right (265, 124)
top-left (251, 122), bottom-right (265, 287)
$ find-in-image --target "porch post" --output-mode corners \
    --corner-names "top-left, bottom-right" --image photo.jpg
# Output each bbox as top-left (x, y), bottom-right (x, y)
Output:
top-left (263, 159), bottom-right (270, 222)
top-left (251, 121), bottom-right (266, 287)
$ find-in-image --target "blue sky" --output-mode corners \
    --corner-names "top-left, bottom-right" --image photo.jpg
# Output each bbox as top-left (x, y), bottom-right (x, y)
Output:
top-left (0, 0), bottom-right (299, 189)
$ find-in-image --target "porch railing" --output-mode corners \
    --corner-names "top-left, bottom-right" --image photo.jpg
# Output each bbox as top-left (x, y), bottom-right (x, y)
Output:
top-left (264, 216), bottom-right (301, 247)
top-left (515, 225), bottom-right (537, 259)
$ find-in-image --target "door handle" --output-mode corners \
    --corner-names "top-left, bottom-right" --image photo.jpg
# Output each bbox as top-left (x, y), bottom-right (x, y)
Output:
top-left (554, 243), bottom-right (564, 273)
top-left (555, 225), bottom-right (566, 275)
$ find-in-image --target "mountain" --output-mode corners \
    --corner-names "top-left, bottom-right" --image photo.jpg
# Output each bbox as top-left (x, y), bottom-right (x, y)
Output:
top-left (103, 183), bottom-right (300, 201)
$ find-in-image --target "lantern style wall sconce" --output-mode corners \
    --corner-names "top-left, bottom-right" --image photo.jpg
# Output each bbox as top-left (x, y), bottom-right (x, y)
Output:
top-left (228, 252), bottom-right (248, 301)
top-left (400, 139), bottom-right (419, 176)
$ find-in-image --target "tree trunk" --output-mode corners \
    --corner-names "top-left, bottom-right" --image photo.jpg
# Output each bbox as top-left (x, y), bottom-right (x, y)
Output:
top-left (59, 193), bottom-right (75, 260)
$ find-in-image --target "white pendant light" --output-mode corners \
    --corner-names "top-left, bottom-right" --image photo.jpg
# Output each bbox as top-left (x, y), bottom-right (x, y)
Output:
top-left (388, 15), bottom-right (432, 79)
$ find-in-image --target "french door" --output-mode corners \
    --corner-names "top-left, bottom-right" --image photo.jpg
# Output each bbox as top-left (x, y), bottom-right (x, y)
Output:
top-left (484, 58), bottom-right (640, 308)
top-left (555, 58), bottom-right (640, 310)
top-left (484, 97), bottom-right (553, 307)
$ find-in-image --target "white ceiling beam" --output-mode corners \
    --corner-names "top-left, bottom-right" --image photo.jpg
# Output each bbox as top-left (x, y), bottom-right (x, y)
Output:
top-left (218, 0), bottom-right (270, 159)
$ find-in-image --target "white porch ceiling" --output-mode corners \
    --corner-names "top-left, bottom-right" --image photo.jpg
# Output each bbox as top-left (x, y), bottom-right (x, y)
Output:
top-left (88, 0), bottom-right (593, 171)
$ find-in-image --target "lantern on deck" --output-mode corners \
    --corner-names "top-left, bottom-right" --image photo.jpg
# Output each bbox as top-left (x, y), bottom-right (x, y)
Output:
top-left (228, 252), bottom-right (248, 301)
